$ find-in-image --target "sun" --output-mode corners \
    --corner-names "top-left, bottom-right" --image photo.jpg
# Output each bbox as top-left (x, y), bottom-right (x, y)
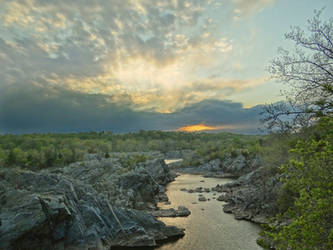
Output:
top-left (177, 124), bottom-right (221, 132)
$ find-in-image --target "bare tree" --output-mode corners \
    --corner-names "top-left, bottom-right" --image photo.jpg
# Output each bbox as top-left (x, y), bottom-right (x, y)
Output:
top-left (262, 10), bottom-right (333, 131)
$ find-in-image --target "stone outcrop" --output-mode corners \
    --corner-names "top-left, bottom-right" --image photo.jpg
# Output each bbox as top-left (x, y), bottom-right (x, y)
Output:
top-left (177, 154), bottom-right (262, 177)
top-left (216, 167), bottom-right (282, 224)
top-left (52, 157), bottom-right (176, 210)
top-left (150, 206), bottom-right (191, 218)
top-left (0, 156), bottom-right (183, 249)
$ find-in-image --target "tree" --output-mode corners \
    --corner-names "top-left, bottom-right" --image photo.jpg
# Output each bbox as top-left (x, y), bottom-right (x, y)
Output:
top-left (259, 11), bottom-right (333, 249)
top-left (264, 117), bottom-right (333, 249)
top-left (262, 10), bottom-right (333, 131)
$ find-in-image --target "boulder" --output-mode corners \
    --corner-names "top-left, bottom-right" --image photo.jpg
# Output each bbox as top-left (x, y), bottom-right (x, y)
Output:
top-left (198, 196), bottom-right (207, 202)
top-left (53, 157), bottom-right (174, 210)
top-left (150, 206), bottom-right (191, 218)
top-left (0, 167), bottom-right (184, 249)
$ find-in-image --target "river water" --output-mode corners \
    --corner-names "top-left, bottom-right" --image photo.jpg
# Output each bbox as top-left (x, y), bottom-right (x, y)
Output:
top-left (156, 174), bottom-right (262, 250)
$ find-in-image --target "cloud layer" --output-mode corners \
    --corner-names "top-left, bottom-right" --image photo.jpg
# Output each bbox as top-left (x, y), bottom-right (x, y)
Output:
top-left (0, 0), bottom-right (274, 112)
top-left (0, 0), bottom-right (294, 133)
top-left (0, 83), bottom-right (262, 134)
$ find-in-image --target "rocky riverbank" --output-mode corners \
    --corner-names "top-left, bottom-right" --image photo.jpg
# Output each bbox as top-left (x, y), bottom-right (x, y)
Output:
top-left (0, 148), bottom-right (281, 249)
top-left (0, 154), bottom-right (186, 249)
top-left (217, 167), bottom-right (281, 224)
top-left (172, 152), bottom-right (280, 225)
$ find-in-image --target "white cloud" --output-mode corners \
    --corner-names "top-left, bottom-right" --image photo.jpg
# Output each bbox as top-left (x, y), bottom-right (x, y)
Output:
top-left (228, 0), bottom-right (276, 19)
top-left (0, 0), bottom-right (267, 113)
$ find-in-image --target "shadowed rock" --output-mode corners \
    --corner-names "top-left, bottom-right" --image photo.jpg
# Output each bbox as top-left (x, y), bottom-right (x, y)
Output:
top-left (0, 157), bottom-right (183, 249)
top-left (150, 206), bottom-right (191, 218)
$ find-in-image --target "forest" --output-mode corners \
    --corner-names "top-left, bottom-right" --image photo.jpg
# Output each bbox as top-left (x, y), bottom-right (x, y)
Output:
top-left (0, 130), bottom-right (261, 170)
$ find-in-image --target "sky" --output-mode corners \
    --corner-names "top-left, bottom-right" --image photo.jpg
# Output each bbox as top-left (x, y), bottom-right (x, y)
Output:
top-left (0, 0), bottom-right (332, 134)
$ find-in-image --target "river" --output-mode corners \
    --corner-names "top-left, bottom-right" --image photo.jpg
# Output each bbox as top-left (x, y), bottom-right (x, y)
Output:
top-left (156, 174), bottom-right (262, 250)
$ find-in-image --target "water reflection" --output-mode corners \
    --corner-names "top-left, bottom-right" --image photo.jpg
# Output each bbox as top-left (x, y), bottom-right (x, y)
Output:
top-left (157, 174), bottom-right (262, 250)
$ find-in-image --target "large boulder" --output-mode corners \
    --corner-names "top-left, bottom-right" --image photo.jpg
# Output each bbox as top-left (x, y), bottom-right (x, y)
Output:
top-left (0, 168), bottom-right (184, 249)
top-left (51, 157), bottom-right (175, 210)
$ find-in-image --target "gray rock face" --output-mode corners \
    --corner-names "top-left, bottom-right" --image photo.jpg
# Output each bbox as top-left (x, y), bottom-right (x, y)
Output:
top-left (220, 154), bottom-right (264, 176)
top-left (52, 158), bottom-right (175, 210)
top-left (177, 154), bottom-right (263, 177)
top-left (199, 159), bottom-right (221, 172)
top-left (218, 167), bottom-right (282, 224)
top-left (0, 156), bottom-right (183, 249)
top-left (150, 206), bottom-right (191, 218)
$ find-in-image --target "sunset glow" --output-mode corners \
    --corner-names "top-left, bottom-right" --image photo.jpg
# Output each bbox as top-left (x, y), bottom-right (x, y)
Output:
top-left (1, 0), bottom-right (331, 133)
top-left (178, 124), bottom-right (223, 132)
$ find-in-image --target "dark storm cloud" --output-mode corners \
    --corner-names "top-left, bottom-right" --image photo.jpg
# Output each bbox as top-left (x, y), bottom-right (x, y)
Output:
top-left (0, 83), bottom-right (153, 133)
top-left (0, 84), bottom-right (263, 134)
top-left (173, 100), bottom-right (262, 126)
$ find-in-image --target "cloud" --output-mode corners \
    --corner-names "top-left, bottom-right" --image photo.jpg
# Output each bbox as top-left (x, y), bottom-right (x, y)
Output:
top-left (0, 0), bottom-right (274, 133)
top-left (0, 0), bottom-right (246, 113)
top-left (228, 0), bottom-right (276, 20)
top-left (171, 99), bottom-right (262, 128)
top-left (131, 76), bottom-right (267, 113)
top-left (0, 0), bottom-right (212, 74)
top-left (0, 83), bottom-right (263, 134)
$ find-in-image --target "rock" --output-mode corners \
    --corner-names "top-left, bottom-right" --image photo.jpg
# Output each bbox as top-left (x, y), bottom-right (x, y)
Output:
top-left (217, 195), bottom-right (225, 201)
top-left (223, 204), bottom-right (233, 213)
top-left (150, 206), bottom-right (191, 217)
top-left (198, 196), bottom-right (207, 202)
top-left (0, 166), bottom-right (184, 249)
top-left (199, 159), bottom-right (221, 172)
top-left (203, 173), bottom-right (238, 178)
top-left (204, 188), bottom-right (210, 193)
top-left (211, 184), bottom-right (227, 193)
top-left (194, 187), bottom-right (203, 193)
top-left (159, 193), bottom-right (169, 203)
top-left (219, 167), bottom-right (282, 224)
top-left (55, 157), bottom-right (175, 210)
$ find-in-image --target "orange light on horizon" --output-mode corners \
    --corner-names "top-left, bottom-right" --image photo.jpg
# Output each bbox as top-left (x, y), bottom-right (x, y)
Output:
top-left (177, 123), bottom-right (222, 132)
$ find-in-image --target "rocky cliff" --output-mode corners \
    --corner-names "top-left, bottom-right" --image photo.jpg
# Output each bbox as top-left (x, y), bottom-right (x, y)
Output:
top-left (0, 156), bottom-right (183, 249)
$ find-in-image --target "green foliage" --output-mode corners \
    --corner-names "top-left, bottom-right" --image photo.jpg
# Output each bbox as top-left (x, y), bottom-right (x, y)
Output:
top-left (0, 147), bottom-right (5, 166)
top-left (230, 147), bottom-right (238, 158)
top-left (0, 131), bottom-right (261, 170)
top-left (264, 118), bottom-right (333, 249)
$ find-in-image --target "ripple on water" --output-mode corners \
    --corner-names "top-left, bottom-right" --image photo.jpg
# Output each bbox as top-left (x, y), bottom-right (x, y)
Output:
top-left (156, 174), bottom-right (262, 250)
